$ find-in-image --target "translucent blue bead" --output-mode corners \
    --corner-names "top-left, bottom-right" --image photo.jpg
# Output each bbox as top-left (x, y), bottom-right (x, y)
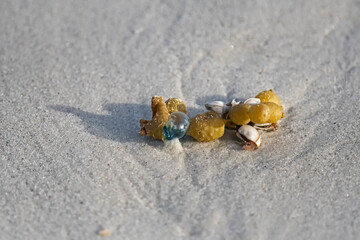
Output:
top-left (163, 111), bottom-right (190, 140)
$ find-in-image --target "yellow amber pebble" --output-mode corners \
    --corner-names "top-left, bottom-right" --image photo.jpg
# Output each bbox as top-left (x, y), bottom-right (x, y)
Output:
top-left (139, 96), bottom-right (169, 140)
top-left (255, 89), bottom-right (281, 105)
top-left (187, 112), bottom-right (225, 142)
top-left (248, 103), bottom-right (270, 124)
top-left (229, 103), bottom-right (251, 125)
top-left (165, 98), bottom-right (187, 114)
top-left (263, 102), bottom-right (284, 123)
top-left (150, 96), bottom-right (164, 118)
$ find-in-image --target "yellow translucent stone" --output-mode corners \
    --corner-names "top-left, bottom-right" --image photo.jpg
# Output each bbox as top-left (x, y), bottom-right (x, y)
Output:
top-left (187, 112), bottom-right (225, 142)
top-left (140, 96), bottom-right (169, 140)
top-left (263, 102), bottom-right (284, 123)
top-left (255, 89), bottom-right (281, 105)
top-left (165, 98), bottom-right (187, 114)
top-left (248, 103), bottom-right (270, 124)
top-left (229, 103), bottom-right (251, 125)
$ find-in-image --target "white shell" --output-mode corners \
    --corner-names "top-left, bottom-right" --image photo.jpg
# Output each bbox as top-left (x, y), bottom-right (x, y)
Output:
top-left (228, 99), bottom-right (240, 107)
top-left (243, 97), bottom-right (261, 105)
top-left (205, 101), bottom-right (230, 114)
top-left (236, 125), bottom-right (262, 147)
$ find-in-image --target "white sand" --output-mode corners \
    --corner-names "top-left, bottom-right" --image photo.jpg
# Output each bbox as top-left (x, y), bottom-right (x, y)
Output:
top-left (1, 0), bottom-right (360, 239)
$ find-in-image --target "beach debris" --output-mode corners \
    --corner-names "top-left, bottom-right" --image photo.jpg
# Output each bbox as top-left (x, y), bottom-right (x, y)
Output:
top-left (243, 97), bottom-right (261, 105)
top-left (140, 96), bottom-right (169, 140)
top-left (205, 99), bottom-right (242, 115)
top-left (228, 99), bottom-right (241, 107)
top-left (262, 102), bottom-right (284, 123)
top-left (208, 89), bottom-right (283, 150)
top-left (229, 103), bottom-right (252, 125)
top-left (139, 89), bottom-right (284, 150)
top-left (165, 98), bottom-right (187, 114)
top-left (140, 96), bottom-right (189, 141)
top-left (205, 101), bottom-right (230, 115)
top-left (248, 103), bottom-right (271, 124)
top-left (224, 90), bottom-right (284, 128)
top-left (187, 112), bottom-right (225, 142)
top-left (248, 102), bottom-right (284, 124)
top-left (236, 125), bottom-right (262, 150)
top-left (255, 89), bottom-right (281, 105)
top-left (163, 111), bottom-right (190, 140)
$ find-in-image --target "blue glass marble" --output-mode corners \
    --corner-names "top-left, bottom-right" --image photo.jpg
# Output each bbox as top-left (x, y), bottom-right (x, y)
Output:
top-left (163, 111), bottom-right (190, 140)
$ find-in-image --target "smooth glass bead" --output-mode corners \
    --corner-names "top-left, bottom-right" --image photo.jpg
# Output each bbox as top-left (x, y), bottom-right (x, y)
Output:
top-left (163, 111), bottom-right (190, 140)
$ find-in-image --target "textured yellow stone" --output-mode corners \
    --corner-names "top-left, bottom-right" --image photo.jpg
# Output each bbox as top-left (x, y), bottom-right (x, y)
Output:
top-left (139, 96), bottom-right (169, 140)
top-left (229, 103), bottom-right (251, 125)
top-left (187, 112), bottom-right (225, 142)
top-left (263, 102), bottom-right (284, 123)
top-left (165, 98), bottom-right (187, 114)
top-left (255, 89), bottom-right (281, 105)
top-left (248, 103), bottom-right (270, 124)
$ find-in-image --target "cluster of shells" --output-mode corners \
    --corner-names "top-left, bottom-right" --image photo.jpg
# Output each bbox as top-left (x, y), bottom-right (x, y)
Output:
top-left (139, 89), bottom-right (284, 150)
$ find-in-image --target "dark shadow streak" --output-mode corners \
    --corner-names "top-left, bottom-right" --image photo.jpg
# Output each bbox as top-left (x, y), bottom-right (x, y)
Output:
top-left (49, 103), bottom-right (200, 145)
top-left (49, 103), bottom-right (153, 144)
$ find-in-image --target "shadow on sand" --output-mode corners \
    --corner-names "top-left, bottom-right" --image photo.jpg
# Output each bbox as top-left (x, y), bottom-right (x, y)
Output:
top-left (50, 103), bottom-right (153, 143)
top-left (49, 96), bottom-right (241, 145)
top-left (49, 103), bottom-right (202, 144)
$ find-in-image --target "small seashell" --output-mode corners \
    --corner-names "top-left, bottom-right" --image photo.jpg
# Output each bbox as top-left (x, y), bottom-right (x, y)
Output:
top-left (205, 101), bottom-right (230, 114)
top-left (236, 125), bottom-right (261, 150)
top-left (243, 97), bottom-right (261, 105)
top-left (254, 123), bottom-right (279, 131)
top-left (227, 99), bottom-right (240, 108)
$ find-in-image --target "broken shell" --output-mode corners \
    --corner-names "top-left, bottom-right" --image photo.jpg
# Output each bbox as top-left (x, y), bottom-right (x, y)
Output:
top-left (236, 125), bottom-right (261, 150)
top-left (205, 101), bottom-right (230, 115)
top-left (227, 99), bottom-right (240, 107)
top-left (243, 97), bottom-right (261, 105)
top-left (254, 123), bottom-right (279, 131)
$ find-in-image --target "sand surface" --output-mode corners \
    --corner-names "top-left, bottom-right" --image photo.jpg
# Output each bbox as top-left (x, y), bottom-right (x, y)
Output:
top-left (1, 0), bottom-right (360, 239)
